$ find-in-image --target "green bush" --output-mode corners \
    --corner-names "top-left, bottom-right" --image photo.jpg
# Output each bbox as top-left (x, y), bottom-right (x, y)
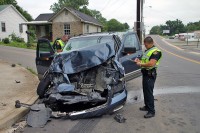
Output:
top-left (3, 38), bottom-right (10, 44)
top-left (16, 37), bottom-right (24, 42)
top-left (9, 33), bottom-right (25, 43)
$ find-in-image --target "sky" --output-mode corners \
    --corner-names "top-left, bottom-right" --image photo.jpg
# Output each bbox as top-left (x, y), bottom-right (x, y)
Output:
top-left (16, 0), bottom-right (200, 33)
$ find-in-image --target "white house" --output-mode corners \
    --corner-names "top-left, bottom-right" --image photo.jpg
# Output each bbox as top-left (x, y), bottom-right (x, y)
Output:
top-left (0, 5), bottom-right (28, 42)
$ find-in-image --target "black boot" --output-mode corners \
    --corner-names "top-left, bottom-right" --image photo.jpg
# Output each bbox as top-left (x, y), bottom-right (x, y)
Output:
top-left (139, 106), bottom-right (148, 111)
top-left (144, 112), bottom-right (155, 118)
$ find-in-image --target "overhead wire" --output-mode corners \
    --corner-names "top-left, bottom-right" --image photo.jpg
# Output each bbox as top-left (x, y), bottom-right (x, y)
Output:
top-left (100, 0), bottom-right (116, 12)
top-left (104, 0), bottom-right (132, 19)
top-left (146, 8), bottom-right (188, 23)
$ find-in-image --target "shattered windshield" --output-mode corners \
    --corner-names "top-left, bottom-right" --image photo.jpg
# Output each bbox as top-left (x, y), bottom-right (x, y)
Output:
top-left (63, 36), bottom-right (114, 52)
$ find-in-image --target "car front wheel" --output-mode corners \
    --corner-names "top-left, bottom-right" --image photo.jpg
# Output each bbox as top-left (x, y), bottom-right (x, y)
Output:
top-left (37, 75), bottom-right (51, 98)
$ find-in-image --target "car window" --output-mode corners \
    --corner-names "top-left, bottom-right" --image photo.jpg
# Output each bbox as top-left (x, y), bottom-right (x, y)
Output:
top-left (63, 36), bottom-right (113, 52)
top-left (124, 34), bottom-right (139, 50)
top-left (39, 42), bottom-right (52, 52)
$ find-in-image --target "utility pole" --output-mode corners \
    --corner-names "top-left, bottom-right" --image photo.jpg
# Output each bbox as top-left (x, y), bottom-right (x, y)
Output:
top-left (136, 0), bottom-right (142, 43)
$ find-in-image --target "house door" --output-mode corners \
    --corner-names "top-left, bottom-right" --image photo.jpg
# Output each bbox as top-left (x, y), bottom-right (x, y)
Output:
top-left (40, 26), bottom-right (45, 37)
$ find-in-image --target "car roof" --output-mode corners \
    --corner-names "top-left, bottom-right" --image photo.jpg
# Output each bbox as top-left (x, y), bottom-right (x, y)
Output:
top-left (70, 33), bottom-right (114, 39)
top-left (70, 31), bottom-right (136, 40)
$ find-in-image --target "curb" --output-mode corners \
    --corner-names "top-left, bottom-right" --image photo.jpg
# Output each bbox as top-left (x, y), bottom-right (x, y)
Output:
top-left (0, 96), bottom-right (38, 131)
top-left (0, 62), bottom-right (39, 131)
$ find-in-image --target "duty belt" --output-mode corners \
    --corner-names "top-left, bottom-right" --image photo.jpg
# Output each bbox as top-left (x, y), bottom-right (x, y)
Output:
top-left (141, 68), bottom-right (157, 77)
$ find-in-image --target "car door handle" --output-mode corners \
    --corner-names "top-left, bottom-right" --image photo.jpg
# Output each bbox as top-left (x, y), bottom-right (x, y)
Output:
top-left (137, 54), bottom-right (142, 57)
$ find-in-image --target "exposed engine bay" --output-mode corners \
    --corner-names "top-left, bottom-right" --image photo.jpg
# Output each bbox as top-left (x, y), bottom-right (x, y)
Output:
top-left (43, 60), bottom-right (125, 113)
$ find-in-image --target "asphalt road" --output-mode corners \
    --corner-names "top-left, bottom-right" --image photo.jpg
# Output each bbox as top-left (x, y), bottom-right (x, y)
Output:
top-left (153, 35), bottom-right (200, 88)
top-left (1, 36), bottom-right (200, 133)
top-left (0, 45), bottom-right (37, 72)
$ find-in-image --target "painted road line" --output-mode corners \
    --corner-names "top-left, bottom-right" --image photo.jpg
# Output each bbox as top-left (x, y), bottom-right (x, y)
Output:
top-left (154, 40), bottom-right (200, 65)
top-left (161, 39), bottom-right (183, 50)
top-left (189, 51), bottom-right (200, 55)
top-left (158, 36), bottom-right (200, 55)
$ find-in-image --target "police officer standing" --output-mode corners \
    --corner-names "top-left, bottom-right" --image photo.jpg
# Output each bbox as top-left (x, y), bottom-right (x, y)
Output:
top-left (134, 36), bottom-right (162, 118)
top-left (53, 35), bottom-right (69, 53)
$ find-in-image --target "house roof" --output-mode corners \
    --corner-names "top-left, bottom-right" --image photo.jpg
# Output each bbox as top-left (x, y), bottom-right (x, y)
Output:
top-left (49, 7), bottom-right (102, 27)
top-left (68, 8), bottom-right (102, 26)
top-left (0, 4), bottom-right (27, 22)
top-left (0, 5), bottom-right (10, 12)
top-left (34, 13), bottom-right (55, 21)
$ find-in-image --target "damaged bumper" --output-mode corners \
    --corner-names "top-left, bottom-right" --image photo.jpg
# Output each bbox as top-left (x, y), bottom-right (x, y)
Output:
top-left (68, 90), bottom-right (127, 119)
top-left (68, 89), bottom-right (127, 119)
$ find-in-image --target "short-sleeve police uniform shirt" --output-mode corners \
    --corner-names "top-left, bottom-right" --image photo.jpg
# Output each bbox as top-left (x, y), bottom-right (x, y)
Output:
top-left (149, 46), bottom-right (162, 61)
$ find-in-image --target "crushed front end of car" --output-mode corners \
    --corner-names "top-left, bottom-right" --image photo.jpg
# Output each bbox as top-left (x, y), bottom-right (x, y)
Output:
top-left (38, 41), bottom-right (127, 119)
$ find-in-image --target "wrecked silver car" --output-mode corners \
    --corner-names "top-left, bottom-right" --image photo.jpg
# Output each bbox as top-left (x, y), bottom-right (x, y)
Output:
top-left (35, 33), bottom-right (142, 119)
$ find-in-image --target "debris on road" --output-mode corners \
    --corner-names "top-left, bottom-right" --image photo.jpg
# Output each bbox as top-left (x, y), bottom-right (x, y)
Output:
top-left (15, 100), bottom-right (31, 108)
top-left (15, 80), bottom-right (21, 83)
top-left (134, 96), bottom-right (138, 101)
top-left (11, 64), bottom-right (16, 67)
top-left (1, 103), bottom-right (7, 106)
top-left (27, 104), bottom-right (52, 128)
top-left (114, 114), bottom-right (126, 123)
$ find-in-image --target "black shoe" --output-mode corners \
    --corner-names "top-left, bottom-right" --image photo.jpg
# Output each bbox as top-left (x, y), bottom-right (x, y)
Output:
top-left (139, 106), bottom-right (148, 111)
top-left (144, 112), bottom-right (155, 118)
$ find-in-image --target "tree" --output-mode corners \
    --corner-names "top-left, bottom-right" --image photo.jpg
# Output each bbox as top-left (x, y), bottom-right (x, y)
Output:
top-left (150, 26), bottom-right (161, 34)
top-left (123, 23), bottom-right (130, 30)
top-left (150, 19), bottom-right (188, 35)
top-left (166, 19), bottom-right (186, 35)
top-left (50, 0), bottom-right (89, 13)
top-left (88, 9), bottom-right (108, 31)
top-left (107, 19), bottom-right (126, 32)
top-left (0, 0), bottom-right (33, 21)
top-left (186, 21), bottom-right (200, 32)
top-left (15, 5), bottom-right (33, 21)
top-left (0, 0), bottom-right (17, 6)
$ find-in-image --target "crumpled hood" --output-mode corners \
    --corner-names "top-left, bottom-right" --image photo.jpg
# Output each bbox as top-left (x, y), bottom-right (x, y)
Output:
top-left (49, 42), bottom-right (117, 74)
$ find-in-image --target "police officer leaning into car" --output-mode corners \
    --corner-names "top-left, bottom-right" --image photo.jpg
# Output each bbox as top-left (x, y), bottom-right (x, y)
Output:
top-left (134, 36), bottom-right (162, 118)
top-left (53, 35), bottom-right (69, 53)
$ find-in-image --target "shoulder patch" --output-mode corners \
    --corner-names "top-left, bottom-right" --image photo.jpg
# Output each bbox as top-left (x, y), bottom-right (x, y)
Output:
top-left (153, 51), bottom-right (158, 55)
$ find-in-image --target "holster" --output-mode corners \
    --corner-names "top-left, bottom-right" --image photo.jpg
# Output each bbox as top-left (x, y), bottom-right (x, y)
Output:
top-left (141, 68), bottom-right (157, 79)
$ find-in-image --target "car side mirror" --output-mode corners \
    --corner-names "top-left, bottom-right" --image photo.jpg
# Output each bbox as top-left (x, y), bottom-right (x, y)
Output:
top-left (123, 47), bottom-right (136, 55)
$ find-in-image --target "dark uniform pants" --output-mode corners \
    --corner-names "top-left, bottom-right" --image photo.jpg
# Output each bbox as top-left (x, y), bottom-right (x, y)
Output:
top-left (142, 73), bottom-right (156, 114)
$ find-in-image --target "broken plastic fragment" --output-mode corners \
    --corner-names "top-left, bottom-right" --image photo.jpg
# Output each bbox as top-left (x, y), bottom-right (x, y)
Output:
top-left (27, 104), bottom-right (52, 128)
top-left (114, 114), bottom-right (126, 123)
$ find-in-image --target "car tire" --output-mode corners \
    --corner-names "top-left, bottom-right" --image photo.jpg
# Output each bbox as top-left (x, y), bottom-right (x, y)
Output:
top-left (37, 75), bottom-right (51, 99)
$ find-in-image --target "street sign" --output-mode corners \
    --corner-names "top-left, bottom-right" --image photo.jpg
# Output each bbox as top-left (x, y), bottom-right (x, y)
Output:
top-left (163, 30), bottom-right (170, 34)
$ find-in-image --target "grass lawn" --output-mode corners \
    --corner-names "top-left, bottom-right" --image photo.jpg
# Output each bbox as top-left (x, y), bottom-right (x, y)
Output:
top-left (0, 41), bottom-right (36, 50)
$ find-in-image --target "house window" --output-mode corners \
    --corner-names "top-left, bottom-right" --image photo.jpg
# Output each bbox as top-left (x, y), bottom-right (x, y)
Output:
top-left (19, 24), bottom-right (23, 33)
top-left (64, 24), bottom-right (70, 35)
top-left (86, 25), bottom-right (89, 33)
top-left (1, 22), bottom-right (6, 32)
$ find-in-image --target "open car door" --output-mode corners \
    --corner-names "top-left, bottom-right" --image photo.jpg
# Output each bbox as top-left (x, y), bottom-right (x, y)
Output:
top-left (119, 32), bottom-right (143, 81)
top-left (36, 38), bottom-right (55, 80)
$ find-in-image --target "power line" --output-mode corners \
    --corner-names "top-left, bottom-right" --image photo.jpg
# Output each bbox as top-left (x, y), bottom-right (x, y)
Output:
top-left (104, 0), bottom-right (129, 18)
top-left (100, 0), bottom-right (119, 12)
top-left (100, 0), bottom-right (116, 12)
top-left (146, 8), bottom-right (188, 22)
